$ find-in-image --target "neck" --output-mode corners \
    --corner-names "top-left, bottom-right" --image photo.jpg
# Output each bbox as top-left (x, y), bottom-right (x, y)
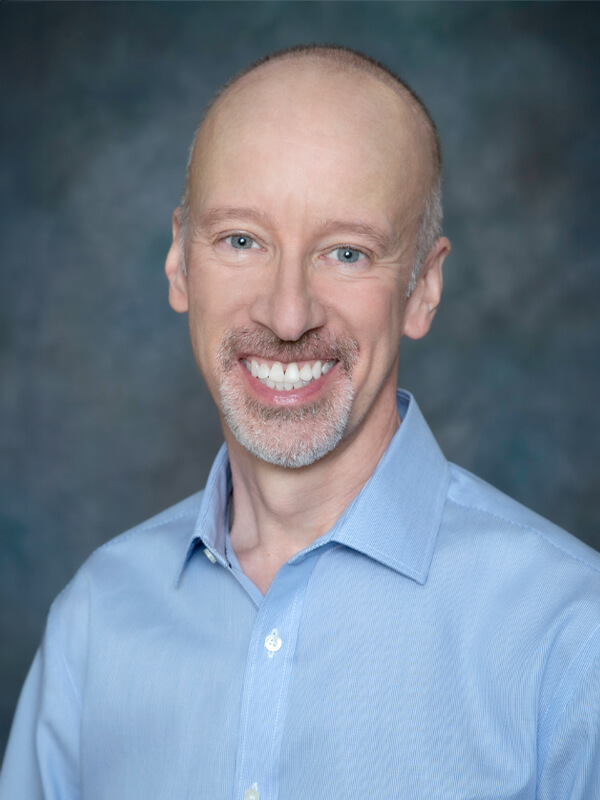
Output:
top-left (226, 394), bottom-right (400, 594)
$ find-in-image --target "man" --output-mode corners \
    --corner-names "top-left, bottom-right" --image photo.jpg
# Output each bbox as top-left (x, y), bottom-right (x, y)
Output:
top-left (2, 44), bottom-right (599, 800)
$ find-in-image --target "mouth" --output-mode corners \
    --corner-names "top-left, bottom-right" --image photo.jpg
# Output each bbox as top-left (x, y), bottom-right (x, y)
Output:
top-left (242, 358), bottom-right (336, 391)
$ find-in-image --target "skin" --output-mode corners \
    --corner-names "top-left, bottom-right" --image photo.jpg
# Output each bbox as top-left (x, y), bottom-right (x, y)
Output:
top-left (165, 59), bottom-right (450, 594)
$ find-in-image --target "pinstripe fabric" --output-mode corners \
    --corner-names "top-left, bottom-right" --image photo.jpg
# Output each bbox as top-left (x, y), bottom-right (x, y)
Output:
top-left (2, 391), bottom-right (600, 800)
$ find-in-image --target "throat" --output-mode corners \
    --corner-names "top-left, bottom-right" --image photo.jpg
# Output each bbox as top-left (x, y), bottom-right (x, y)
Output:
top-left (232, 543), bottom-right (291, 596)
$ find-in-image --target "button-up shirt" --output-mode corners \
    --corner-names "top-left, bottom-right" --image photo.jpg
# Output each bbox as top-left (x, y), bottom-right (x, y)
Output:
top-left (2, 391), bottom-right (600, 799)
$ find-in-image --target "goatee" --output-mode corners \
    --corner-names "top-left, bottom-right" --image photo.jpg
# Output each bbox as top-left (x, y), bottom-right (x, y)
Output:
top-left (216, 328), bottom-right (358, 468)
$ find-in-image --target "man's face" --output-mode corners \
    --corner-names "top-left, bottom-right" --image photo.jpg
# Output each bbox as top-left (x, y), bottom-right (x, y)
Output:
top-left (166, 62), bottom-right (446, 468)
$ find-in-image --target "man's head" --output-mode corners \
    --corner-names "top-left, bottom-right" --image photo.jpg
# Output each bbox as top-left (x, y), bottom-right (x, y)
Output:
top-left (165, 45), bottom-right (450, 468)
top-left (180, 45), bottom-right (443, 293)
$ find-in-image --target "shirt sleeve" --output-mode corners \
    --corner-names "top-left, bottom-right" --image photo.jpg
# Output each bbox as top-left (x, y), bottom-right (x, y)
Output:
top-left (0, 587), bottom-right (84, 800)
top-left (537, 643), bottom-right (600, 799)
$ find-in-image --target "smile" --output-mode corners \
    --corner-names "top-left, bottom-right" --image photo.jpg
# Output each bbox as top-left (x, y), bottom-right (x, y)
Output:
top-left (243, 358), bottom-right (336, 391)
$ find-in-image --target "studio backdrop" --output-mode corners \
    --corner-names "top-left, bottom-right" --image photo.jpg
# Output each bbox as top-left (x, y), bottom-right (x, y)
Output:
top-left (1, 1), bottom-right (599, 755)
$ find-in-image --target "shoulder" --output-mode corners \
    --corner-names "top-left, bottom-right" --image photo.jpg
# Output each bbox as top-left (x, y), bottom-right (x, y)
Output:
top-left (442, 464), bottom-right (600, 750)
top-left (30, 491), bottom-right (205, 709)
top-left (445, 461), bottom-right (600, 576)
top-left (50, 490), bottom-right (205, 620)
top-left (88, 489), bottom-right (203, 573)
top-left (92, 490), bottom-right (204, 558)
top-left (440, 463), bottom-right (600, 667)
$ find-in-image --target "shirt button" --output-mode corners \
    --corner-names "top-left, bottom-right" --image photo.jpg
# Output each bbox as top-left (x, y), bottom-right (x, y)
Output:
top-left (264, 629), bottom-right (282, 655)
top-left (244, 787), bottom-right (259, 800)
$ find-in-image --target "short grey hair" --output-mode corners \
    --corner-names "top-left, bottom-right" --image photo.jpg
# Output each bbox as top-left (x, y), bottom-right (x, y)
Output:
top-left (178, 44), bottom-right (443, 295)
top-left (408, 173), bottom-right (443, 295)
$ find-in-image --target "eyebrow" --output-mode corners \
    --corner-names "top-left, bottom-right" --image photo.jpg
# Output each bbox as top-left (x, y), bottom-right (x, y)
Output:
top-left (195, 207), bottom-right (395, 254)
top-left (196, 206), bottom-right (275, 230)
top-left (317, 219), bottom-right (395, 254)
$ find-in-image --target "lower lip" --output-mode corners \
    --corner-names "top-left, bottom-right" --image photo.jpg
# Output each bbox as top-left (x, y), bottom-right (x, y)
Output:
top-left (237, 360), bottom-right (338, 406)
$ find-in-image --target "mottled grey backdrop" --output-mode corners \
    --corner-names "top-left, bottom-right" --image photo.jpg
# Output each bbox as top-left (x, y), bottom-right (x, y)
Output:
top-left (1, 1), bottom-right (599, 754)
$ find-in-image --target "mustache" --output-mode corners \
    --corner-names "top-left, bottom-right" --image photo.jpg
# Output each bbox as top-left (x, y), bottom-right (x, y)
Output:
top-left (217, 328), bottom-right (359, 374)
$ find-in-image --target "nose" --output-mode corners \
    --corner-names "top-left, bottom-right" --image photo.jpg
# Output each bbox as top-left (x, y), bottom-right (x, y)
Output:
top-left (249, 252), bottom-right (326, 342)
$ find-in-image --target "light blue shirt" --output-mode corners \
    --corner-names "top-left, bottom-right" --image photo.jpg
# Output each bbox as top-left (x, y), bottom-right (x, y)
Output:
top-left (2, 391), bottom-right (600, 799)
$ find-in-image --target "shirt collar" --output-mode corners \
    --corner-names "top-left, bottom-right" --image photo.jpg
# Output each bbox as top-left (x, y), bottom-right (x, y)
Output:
top-left (323, 390), bottom-right (450, 583)
top-left (179, 390), bottom-right (449, 585)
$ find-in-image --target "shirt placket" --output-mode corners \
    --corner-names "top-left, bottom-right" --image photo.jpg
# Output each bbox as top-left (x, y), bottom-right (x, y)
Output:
top-left (232, 552), bottom-right (320, 800)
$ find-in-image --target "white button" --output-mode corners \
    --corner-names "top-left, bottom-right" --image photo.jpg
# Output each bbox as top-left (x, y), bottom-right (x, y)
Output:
top-left (244, 786), bottom-right (259, 800)
top-left (264, 629), bottom-right (282, 654)
top-left (203, 548), bottom-right (216, 564)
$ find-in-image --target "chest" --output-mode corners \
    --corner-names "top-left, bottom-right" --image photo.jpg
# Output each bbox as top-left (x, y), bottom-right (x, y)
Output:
top-left (80, 547), bottom-right (539, 800)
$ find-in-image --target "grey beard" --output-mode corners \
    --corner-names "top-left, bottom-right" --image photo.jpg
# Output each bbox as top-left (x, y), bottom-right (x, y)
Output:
top-left (218, 378), bottom-right (354, 469)
top-left (216, 327), bottom-right (358, 468)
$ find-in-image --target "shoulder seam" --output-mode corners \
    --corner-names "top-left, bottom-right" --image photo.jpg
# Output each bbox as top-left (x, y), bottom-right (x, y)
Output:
top-left (447, 497), bottom-right (600, 576)
top-left (90, 507), bottom-right (200, 556)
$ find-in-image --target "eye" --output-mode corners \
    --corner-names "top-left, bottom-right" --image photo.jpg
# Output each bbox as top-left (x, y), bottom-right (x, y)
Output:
top-left (328, 247), bottom-right (366, 264)
top-left (225, 234), bottom-right (259, 250)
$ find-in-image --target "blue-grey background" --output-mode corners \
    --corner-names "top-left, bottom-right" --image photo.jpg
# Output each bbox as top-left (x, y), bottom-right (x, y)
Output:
top-left (1, 1), bottom-right (599, 754)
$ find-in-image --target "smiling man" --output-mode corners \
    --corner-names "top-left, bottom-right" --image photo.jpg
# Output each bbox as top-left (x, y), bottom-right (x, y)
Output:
top-left (164, 48), bottom-right (448, 595)
top-left (2, 45), bottom-right (600, 800)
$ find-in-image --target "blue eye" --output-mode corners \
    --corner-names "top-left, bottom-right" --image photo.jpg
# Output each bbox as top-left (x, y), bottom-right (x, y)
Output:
top-left (332, 247), bottom-right (364, 264)
top-left (227, 235), bottom-right (255, 250)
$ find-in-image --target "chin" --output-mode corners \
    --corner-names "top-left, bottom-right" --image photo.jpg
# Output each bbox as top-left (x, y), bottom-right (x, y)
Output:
top-left (218, 374), bottom-right (355, 469)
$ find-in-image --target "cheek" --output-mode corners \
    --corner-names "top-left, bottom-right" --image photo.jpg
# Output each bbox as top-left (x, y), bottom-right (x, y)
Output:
top-left (186, 261), bottom-right (278, 395)
top-left (186, 263), bottom-right (252, 342)
top-left (351, 289), bottom-right (406, 394)
top-left (184, 270), bottom-right (242, 383)
top-left (189, 263), bottom-right (247, 315)
top-left (336, 282), bottom-right (406, 354)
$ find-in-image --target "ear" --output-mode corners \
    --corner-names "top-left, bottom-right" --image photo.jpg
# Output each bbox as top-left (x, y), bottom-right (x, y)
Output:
top-left (402, 236), bottom-right (450, 340)
top-left (165, 208), bottom-right (189, 313)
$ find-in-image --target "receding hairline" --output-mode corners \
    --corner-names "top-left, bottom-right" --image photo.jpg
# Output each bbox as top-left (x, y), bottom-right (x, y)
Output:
top-left (204, 44), bottom-right (441, 177)
top-left (182, 45), bottom-right (441, 219)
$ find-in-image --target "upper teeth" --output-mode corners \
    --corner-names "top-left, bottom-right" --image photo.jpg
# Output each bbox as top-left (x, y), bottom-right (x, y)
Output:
top-left (244, 359), bottom-right (334, 390)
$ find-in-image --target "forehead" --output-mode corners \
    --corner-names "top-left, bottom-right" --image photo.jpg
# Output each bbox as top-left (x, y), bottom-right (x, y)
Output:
top-left (189, 60), bottom-right (430, 226)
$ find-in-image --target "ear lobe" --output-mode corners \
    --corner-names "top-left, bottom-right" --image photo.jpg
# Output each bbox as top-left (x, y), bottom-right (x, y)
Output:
top-left (165, 208), bottom-right (189, 313)
top-left (402, 236), bottom-right (450, 340)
